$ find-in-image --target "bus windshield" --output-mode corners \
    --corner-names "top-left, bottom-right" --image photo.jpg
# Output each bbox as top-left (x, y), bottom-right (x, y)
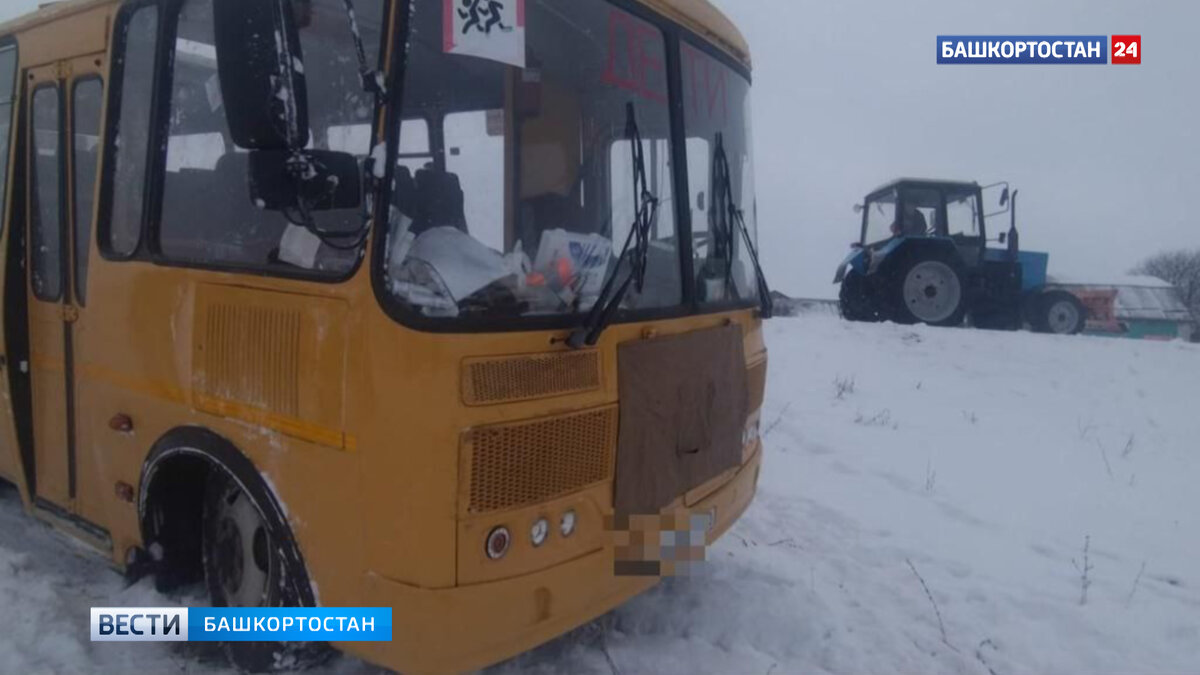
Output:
top-left (681, 42), bottom-right (759, 306)
top-left (381, 0), bottom-right (753, 323)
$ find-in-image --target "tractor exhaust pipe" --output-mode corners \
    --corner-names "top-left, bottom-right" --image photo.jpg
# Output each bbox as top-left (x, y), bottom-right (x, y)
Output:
top-left (1007, 189), bottom-right (1020, 258)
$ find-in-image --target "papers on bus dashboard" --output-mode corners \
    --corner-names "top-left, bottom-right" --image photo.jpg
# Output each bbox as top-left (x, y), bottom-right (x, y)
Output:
top-left (279, 224), bottom-right (323, 270)
top-left (404, 226), bottom-right (515, 302)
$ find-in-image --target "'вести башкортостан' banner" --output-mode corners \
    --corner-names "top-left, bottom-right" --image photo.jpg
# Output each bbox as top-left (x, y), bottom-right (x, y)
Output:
top-left (90, 607), bottom-right (393, 642)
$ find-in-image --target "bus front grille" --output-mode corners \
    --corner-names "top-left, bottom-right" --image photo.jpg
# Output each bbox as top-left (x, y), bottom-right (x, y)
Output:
top-left (464, 407), bottom-right (617, 514)
top-left (461, 351), bottom-right (602, 406)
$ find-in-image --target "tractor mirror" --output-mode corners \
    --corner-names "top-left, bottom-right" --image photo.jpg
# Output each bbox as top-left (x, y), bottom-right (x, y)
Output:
top-left (999, 188), bottom-right (1010, 207)
top-left (213, 0), bottom-right (310, 151)
top-left (999, 232), bottom-right (1007, 245)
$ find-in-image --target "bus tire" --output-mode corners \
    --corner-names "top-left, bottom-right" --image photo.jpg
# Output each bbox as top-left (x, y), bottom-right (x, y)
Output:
top-left (201, 468), bottom-right (329, 672)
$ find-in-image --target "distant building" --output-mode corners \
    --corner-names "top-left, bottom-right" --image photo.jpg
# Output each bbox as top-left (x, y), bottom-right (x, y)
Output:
top-left (1048, 275), bottom-right (1196, 341)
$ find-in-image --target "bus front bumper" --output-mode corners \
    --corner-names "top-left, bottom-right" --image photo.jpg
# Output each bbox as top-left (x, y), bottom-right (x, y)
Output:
top-left (348, 449), bottom-right (762, 675)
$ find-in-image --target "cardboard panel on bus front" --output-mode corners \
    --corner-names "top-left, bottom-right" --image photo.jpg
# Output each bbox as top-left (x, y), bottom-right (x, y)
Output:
top-left (614, 324), bottom-right (748, 516)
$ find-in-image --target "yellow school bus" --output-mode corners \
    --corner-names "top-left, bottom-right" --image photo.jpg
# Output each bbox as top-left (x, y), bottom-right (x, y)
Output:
top-left (0, 0), bottom-right (769, 671)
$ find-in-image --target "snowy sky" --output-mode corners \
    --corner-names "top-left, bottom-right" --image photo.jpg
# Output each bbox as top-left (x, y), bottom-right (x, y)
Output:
top-left (3, 0), bottom-right (1197, 297)
top-left (712, 0), bottom-right (1199, 297)
top-left (0, 2), bottom-right (39, 26)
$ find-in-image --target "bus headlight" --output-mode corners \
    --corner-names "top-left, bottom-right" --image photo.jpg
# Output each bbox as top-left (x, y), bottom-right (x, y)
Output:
top-left (531, 518), bottom-right (549, 547)
top-left (560, 510), bottom-right (577, 538)
top-left (485, 526), bottom-right (511, 560)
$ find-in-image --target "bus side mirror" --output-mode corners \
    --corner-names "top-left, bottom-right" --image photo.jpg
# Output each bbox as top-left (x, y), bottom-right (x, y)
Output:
top-left (249, 150), bottom-right (362, 212)
top-left (697, 191), bottom-right (706, 211)
top-left (999, 187), bottom-right (1010, 207)
top-left (213, 0), bottom-right (310, 151)
top-left (998, 232), bottom-right (1007, 244)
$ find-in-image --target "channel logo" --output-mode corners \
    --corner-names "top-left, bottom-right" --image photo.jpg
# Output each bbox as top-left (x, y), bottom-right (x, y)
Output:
top-left (937, 35), bottom-right (1141, 65)
top-left (90, 608), bottom-right (188, 642)
top-left (90, 608), bottom-right (393, 642)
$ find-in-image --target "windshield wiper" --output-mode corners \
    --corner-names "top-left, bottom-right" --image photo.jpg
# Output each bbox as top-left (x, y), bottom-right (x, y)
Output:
top-left (340, 0), bottom-right (386, 96)
top-left (567, 103), bottom-right (659, 349)
top-left (711, 133), bottom-right (773, 318)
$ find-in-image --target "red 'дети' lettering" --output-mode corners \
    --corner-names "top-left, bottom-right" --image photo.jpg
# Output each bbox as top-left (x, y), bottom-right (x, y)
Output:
top-left (682, 43), bottom-right (728, 124)
top-left (603, 10), bottom-right (667, 103)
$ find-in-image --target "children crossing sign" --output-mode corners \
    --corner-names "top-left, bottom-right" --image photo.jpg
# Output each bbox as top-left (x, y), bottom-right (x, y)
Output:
top-left (444, 0), bottom-right (527, 68)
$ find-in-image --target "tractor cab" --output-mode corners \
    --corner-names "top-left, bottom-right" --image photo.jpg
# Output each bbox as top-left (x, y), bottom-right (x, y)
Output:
top-left (835, 178), bottom-right (1086, 334)
top-left (856, 179), bottom-right (990, 263)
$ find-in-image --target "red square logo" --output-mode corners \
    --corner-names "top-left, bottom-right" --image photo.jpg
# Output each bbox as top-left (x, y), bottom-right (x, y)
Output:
top-left (1112, 35), bottom-right (1141, 64)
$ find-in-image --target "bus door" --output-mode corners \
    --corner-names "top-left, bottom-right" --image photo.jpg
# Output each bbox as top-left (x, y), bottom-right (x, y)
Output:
top-left (64, 58), bottom-right (104, 522)
top-left (23, 58), bottom-right (102, 512)
top-left (0, 42), bottom-right (23, 493)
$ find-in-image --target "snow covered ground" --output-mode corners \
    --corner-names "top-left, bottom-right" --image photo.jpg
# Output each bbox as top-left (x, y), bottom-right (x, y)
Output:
top-left (2, 315), bottom-right (1199, 674)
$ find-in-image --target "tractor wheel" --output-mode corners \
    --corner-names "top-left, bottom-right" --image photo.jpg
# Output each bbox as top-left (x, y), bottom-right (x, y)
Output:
top-left (887, 252), bottom-right (967, 327)
top-left (839, 272), bottom-right (880, 322)
top-left (1032, 290), bottom-right (1087, 335)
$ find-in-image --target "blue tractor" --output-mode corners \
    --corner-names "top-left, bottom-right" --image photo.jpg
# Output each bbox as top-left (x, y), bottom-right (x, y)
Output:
top-left (834, 178), bottom-right (1086, 334)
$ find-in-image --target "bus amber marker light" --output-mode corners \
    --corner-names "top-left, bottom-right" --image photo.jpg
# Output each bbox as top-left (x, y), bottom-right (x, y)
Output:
top-left (486, 526), bottom-right (511, 560)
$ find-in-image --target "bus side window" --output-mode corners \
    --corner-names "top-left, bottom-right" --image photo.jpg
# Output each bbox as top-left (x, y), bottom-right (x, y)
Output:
top-left (30, 86), bottom-right (62, 301)
top-left (104, 5), bottom-right (159, 257)
top-left (72, 79), bottom-right (103, 304)
top-left (446, 111), bottom-right (504, 252)
top-left (159, 0), bottom-right (382, 275)
top-left (0, 44), bottom-right (15, 231)
top-left (398, 118), bottom-right (432, 174)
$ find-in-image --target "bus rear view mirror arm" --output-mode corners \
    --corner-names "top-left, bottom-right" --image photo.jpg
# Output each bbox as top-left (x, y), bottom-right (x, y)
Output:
top-left (249, 149), bottom-right (362, 212)
top-left (213, 0), bottom-right (310, 152)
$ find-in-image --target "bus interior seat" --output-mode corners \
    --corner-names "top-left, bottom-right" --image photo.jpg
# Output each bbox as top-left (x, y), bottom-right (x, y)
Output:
top-left (161, 154), bottom-right (255, 253)
top-left (393, 165), bottom-right (417, 220)
top-left (518, 192), bottom-right (587, 256)
top-left (212, 152), bottom-right (264, 229)
top-left (211, 152), bottom-right (286, 256)
top-left (410, 167), bottom-right (468, 237)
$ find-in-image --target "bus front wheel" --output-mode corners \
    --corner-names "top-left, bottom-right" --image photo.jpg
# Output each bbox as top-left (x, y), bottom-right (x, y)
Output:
top-left (202, 471), bottom-right (328, 672)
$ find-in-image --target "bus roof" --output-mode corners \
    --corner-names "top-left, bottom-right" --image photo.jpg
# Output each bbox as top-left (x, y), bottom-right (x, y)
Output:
top-left (645, 0), bottom-right (751, 67)
top-left (0, 0), bottom-right (110, 36)
top-left (1, 0), bottom-right (751, 68)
